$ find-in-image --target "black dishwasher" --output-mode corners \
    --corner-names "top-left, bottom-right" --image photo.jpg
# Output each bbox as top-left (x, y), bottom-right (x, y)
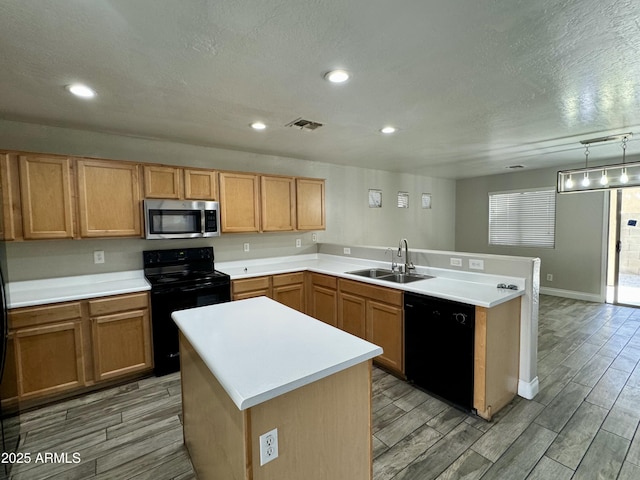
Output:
top-left (404, 292), bottom-right (475, 411)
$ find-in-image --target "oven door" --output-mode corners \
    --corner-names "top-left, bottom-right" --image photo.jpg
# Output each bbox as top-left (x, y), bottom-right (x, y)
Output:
top-left (150, 281), bottom-right (230, 375)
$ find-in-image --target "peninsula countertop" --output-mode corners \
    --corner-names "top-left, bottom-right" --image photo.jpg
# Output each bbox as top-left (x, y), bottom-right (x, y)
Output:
top-left (217, 253), bottom-right (525, 308)
top-left (172, 296), bottom-right (383, 410)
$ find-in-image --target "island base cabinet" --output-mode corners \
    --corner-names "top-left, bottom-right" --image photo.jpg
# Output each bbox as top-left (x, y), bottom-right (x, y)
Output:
top-left (180, 333), bottom-right (373, 480)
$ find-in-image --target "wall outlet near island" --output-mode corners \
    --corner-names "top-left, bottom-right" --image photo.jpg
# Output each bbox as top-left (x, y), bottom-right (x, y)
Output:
top-left (312, 233), bottom-right (317, 242)
top-left (450, 258), bottom-right (462, 267)
top-left (243, 243), bottom-right (250, 252)
top-left (259, 428), bottom-right (279, 466)
top-left (343, 247), bottom-right (351, 255)
top-left (547, 273), bottom-right (553, 281)
top-left (296, 238), bottom-right (301, 248)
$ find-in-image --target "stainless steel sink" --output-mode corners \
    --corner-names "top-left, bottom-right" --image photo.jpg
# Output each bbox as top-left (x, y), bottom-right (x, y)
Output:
top-left (379, 273), bottom-right (434, 283)
top-left (346, 268), bottom-right (394, 278)
top-left (346, 269), bottom-right (434, 283)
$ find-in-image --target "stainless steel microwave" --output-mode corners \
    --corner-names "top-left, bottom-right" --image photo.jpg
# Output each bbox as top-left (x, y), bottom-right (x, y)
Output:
top-left (144, 199), bottom-right (221, 239)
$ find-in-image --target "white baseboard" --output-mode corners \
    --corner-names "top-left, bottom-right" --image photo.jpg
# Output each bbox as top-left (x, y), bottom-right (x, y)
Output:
top-left (539, 287), bottom-right (603, 303)
top-left (518, 376), bottom-right (539, 400)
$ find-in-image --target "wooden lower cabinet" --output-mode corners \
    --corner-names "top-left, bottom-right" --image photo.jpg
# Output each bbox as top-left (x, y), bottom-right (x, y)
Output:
top-left (307, 273), bottom-right (338, 327)
top-left (89, 293), bottom-right (152, 381)
top-left (338, 292), bottom-right (367, 338)
top-left (15, 319), bottom-right (85, 401)
top-left (272, 273), bottom-right (305, 312)
top-left (338, 279), bottom-right (404, 375)
top-left (232, 276), bottom-right (271, 300)
top-left (5, 292), bottom-right (152, 406)
top-left (232, 274), bottom-right (306, 313)
top-left (474, 297), bottom-right (521, 420)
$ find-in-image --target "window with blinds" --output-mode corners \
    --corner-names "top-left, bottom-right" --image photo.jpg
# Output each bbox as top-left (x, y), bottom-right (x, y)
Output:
top-left (488, 188), bottom-right (556, 248)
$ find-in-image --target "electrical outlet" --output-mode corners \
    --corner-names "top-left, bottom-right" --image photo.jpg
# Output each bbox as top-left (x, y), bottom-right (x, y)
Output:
top-left (243, 243), bottom-right (250, 252)
top-left (450, 258), bottom-right (462, 267)
top-left (312, 233), bottom-right (317, 242)
top-left (343, 247), bottom-right (351, 255)
top-left (296, 238), bottom-right (301, 248)
top-left (469, 259), bottom-right (484, 270)
top-left (93, 250), bottom-right (105, 264)
top-left (259, 428), bottom-right (279, 466)
top-left (547, 273), bottom-right (553, 281)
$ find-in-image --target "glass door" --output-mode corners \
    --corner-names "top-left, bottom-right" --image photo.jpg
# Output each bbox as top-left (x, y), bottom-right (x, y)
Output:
top-left (607, 187), bottom-right (640, 306)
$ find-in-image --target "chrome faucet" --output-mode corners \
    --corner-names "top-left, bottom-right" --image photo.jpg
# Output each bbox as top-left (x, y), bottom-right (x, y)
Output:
top-left (385, 247), bottom-right (399, 272)
top-left (397, 238), bottom-right (415, 273)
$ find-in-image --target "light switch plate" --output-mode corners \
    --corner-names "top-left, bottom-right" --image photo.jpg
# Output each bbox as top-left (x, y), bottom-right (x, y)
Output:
top-left (450, 258), bottom-right (462, 267)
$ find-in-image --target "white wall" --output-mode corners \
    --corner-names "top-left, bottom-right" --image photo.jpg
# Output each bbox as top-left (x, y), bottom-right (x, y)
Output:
top-left (0, 119), bottom-right (456, 281)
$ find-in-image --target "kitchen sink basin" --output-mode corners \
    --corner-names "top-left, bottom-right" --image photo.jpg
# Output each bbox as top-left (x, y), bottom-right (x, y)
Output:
top-left (347, 268), bottom-right (394, 278)
top-left (379, 273), bottom-right (434, 283)
top-left (346, 269), bottom-right (434, 284)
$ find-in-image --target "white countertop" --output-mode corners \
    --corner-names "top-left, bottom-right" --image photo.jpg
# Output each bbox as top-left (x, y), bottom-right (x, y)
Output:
top-left (7, 270), bottom-right (150, 309)
top-left (218, 254), bottom-right (525, 308)
top-left (172, 296), bottom-right (382, 410)
top-left (7, 253), bottom-right (524, 309)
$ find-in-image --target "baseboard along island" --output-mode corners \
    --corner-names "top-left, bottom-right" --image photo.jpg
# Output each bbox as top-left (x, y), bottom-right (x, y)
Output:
top-left (172, 296), bottom-right (383, 480)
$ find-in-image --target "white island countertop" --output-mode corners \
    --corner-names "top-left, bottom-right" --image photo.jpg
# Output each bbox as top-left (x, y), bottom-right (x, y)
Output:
top-left (172, 296), bottom-right (383, 410)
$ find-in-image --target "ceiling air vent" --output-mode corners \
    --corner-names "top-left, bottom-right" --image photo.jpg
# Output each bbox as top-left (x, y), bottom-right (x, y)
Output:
top-left (285, 117), bottom-right (324, 131)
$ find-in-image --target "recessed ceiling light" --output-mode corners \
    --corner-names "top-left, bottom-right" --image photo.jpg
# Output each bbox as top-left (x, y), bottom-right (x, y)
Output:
top-left (66, 83), bottom-right (96, 99)
top-left (250, 121), bottom-right (267, 130)
top-left (380, 126), bottom-right (397, 134)
top-left (324, 69), bottom-right (350, 83)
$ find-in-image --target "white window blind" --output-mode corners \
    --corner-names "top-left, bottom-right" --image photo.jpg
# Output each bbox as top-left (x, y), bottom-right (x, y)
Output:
top-left (488, 188), bottom-right (556, 248)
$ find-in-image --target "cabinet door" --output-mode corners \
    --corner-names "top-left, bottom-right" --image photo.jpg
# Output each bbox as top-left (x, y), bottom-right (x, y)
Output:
top-left (232, 277), bottom-right (271, 301)
top-left (91, 309), bottom-right (153, 381)
top-left (261, 175), bottom-right (296, 232)
top-left (367, 300), bottom-right (403, 373)
top-left (1, 154), bottom-right (21, 240)
top-left (184, 169), bottom-right (217, 200)
top-left (338, 292), bottom-right (367, 339)
top-left (309, 284), bottom-right (338, 327)
top-left (296, 178), bottom-right (325, 230)
top-left (19, 155), bottom-right (74, 239)
top-left (273, 284), bottom-right (305, 312)
top-left (76, 159), bottom-right (142, 237)
top-left (219, 172), bottom-right (260, 233)
top-left (14, 321), bottom-right (85, 400)
top-left (143, 165), bottom-right (182, 199)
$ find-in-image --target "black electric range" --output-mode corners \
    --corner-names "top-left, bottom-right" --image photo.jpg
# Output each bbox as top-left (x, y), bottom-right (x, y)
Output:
top-left (143, 247), bottom-right (231, 375)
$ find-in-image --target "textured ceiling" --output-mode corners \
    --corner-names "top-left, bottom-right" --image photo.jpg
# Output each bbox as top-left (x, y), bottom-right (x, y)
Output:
top-left (2, 0), bottom-right (640, 178)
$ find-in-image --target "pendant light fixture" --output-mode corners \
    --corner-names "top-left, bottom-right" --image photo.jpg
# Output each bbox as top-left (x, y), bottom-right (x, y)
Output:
top-left (557, 133), bottom-right (639, 193)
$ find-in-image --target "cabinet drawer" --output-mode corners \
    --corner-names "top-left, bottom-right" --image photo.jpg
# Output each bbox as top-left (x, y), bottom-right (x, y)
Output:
top-left (88, 292), bottom-right (149, 317)
top-left (310, 273), bottom-right (337, 289)
top-left (338, 279), bottom-right (403, 306)
top-left (232, 277), bottom-right (271, 294)
top-left (9, 302), bottom-right (82, 329)
top-left (272, 272), bottom-right (304, 287)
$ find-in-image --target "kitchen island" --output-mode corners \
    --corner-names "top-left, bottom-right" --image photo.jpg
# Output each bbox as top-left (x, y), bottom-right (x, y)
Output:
top-left (172, 296), bottom-right (382, 480)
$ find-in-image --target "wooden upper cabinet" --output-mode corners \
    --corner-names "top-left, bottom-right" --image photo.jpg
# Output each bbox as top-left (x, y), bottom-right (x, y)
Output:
top-left (296, 178), bottom-right (325, 230)
top-left (219, 172), bottom-right (260, 233)
top-left (19, 155), bottom-right (75, 239)
top-left (184, 169), bottom-right (217, 200)
top-left (76, 159), bottom-right (142, 238)
top-left (261, 175), bottom-right (295, 232)
top-left (1, 153), bottom-right (21, 240)
top-left (143, 165), bottom-right (182, 199)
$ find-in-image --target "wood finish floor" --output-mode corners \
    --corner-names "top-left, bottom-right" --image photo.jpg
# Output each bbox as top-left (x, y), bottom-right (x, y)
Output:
top-left (8, 295), bottom-right (640, 479)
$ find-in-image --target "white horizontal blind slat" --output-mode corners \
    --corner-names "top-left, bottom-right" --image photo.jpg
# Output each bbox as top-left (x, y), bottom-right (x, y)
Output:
top-left (488, 189), bottom-right (556, 248)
